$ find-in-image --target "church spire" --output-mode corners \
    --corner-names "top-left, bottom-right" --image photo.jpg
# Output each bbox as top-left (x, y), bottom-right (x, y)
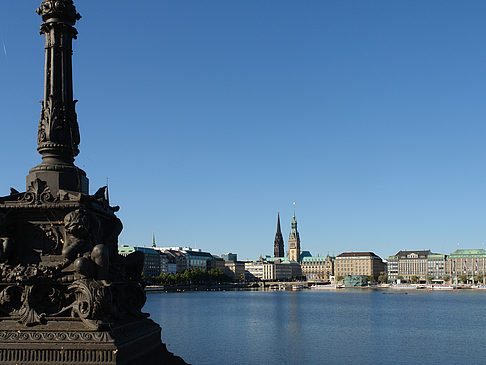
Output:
top-left (274, 212), bottom-right (284, 258)
top-left (289, 202), bottom-right (301, 262)
top-left (291, 202), bottom-right (297, 232)
top-left (152, 233), bottom-right (156, 248)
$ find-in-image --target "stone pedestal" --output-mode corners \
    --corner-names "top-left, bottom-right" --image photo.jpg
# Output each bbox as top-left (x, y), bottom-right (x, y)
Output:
top-left (0, 319), bottom-right (186, 365)
top-left (27, 165), bottom-right (89, 196)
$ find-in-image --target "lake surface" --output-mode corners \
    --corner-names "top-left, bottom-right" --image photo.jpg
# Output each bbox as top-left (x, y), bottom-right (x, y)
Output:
top-left (144, 289), bottom-right (486, 365)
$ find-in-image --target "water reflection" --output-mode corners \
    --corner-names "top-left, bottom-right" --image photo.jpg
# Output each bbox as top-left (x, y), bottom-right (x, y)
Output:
top-left (145, 290), bottom-right (486, 365)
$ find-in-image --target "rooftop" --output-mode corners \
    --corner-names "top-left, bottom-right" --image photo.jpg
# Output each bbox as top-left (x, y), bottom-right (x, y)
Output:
top-left (395, 250), bottom-right (432, 258)
top-left (337, 252), bottom-right (381, 258)
top-left (450, 249), bottom-right (486, 257)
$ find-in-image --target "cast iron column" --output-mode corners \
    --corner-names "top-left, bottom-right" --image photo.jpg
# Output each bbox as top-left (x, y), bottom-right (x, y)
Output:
top-left (27, 0), bottom-right (88, 194)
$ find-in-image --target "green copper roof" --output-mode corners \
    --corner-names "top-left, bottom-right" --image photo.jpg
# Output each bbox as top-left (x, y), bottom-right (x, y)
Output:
top-left (301, 256), bottom-right (329, 262)
top-left (450, 249), bottom-right (486, 257)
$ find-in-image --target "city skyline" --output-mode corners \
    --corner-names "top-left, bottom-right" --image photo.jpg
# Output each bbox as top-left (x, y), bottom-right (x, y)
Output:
top-left (2, 1), bottom-right (486, 260)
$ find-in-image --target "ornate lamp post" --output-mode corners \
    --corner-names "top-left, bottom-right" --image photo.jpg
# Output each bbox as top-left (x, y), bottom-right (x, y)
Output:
top-left (0, 2), bottom-right (187, 364)
top-left (27, 0), bottom-right (88, 194)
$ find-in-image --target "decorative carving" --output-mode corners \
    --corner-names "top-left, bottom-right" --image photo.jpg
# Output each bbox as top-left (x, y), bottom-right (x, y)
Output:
top-left (37, 96), bottom-right (80, 156)
top-left (62, 209), bottom-right (93, 261)
top-left (37, 223), bottom-right (63, 255)
top-left (0, 285), bottom-right (23, 315)
top-left (0, 330), bottom-right (111, 343)
top-left (0, 263), bottom-right (63, 284)
top-left (65, 280), bottom-right (112, 329)
top-left (36, 0), bottom-right (81, 26)
top-left (18, 286), bottom-right (46, 326)
top-left (21, 179), bottom-right (55, 204)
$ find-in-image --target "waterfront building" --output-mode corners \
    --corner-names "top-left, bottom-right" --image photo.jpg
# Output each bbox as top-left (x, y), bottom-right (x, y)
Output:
top-left (447, 249), bottom-right (486, 281)
top-left (274, 213), bottom-right (285, 258)
top-left (301, 254), bottom-right (334, 282)
top-left (159, 252), bottom-right (170, 274)
top-left (184, 248), bottom-right (214, 271)
top-left (224, 261), bottom-right (246, 281)
top-left (387, 250), bottom-right (447, 282)
top-left (244, 259), bottom-right (300, 281)
top-left (264, 257), bottom-right (302, 279)
top-left (156, 248), bottom-right (187, 273)
top-left (156, 246), bottom-right (214, 272)
top-left (222, 252), bottom-right (237, 262)
top-left (396, 250), bottom-right (430, 282)
top-left (334, 252), bottom-right (385, 280)
top-left (118, 245), bottom-right (165, 279)
top-left (210, 256), bottom-right (226, 270)
top-left (386, 256), bottom-right (399, 281)
top-left (427, 254), bottom-right (447, 280)
top-left (245, 261), bottom-right (264, 281)
top-left (288, 205), bottom-right (301, 262)
top-left (265, 261), bottom-right (289, 281)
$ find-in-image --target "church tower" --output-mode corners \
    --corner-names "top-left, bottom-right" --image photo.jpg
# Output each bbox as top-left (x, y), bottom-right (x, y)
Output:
top-left (274, 213), bottom-right (285, 257)
top-left (288, 203), bottom-right (301, 262)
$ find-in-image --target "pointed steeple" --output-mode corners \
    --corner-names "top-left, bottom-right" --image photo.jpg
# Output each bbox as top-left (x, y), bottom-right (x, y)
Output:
top-left (291, 202), bottom-right (297, 233)
top-left (274, 212), bottom-right (285, 258)
top-left (152, 233), bottom-right (156, 248)
top-left (289, 202), bottom-right (301, 262)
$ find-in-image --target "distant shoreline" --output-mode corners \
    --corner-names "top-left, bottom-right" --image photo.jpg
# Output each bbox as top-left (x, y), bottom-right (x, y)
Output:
top-left (145, 283), bottom-right (486, 293)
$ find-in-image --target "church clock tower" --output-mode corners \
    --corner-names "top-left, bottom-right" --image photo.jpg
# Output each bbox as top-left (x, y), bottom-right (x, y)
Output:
top-left (288, 203), bottom-right (301, 262)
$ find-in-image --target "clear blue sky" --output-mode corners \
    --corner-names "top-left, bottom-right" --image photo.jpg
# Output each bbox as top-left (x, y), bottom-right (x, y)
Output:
top-left (1, 1), bottom-right (486, 260)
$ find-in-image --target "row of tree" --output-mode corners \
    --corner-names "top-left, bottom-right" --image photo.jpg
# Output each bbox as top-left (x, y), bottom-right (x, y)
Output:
top-left (398, 275), bottom-right (486, 284)
top-left (153, 268), bottom-right (232, 286)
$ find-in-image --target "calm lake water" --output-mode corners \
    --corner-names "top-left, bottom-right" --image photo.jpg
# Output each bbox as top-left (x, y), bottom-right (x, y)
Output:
top-left (144, 289), bottom-right (486, 365)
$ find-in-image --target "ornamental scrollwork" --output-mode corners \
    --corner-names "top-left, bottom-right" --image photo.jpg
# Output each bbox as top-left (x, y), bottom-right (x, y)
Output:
top-left (36, 0), bottom-right (81, 26)
top-left (57, 279), bottom-right (112, 329)
top-left (20, 179), bottom-right (55, 204)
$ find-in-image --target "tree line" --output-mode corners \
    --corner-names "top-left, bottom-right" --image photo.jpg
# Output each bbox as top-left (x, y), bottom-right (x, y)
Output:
top-left (153, 268), bottom-right (232, 286)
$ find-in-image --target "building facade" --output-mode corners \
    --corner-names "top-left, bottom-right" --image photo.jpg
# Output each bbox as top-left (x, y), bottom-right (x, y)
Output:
top-left (334, 252), bottom-right (385, 280)
top-left (387, 250), bottom-right (448, 282)
top-left (118, 245), bottom-right (165, 280)
top-left (222, 252), bottom-right (237, 262)
top-left (396, 250), bottom-right (430, 281)
top-left (209, 256), bottom-right (225, 270)
top-left (274, 213), bottom-right (285, 258)
top-left (301, 254), bottom-right (334, 282)
top-left (427, 254), bottom-right (447, 280)
top-left (224, 261), bottom-right (246, 281)
top-left (184, 249), bottom-right (214, 271)
top-left (245, 261), bottom-right (264, 281)
top-left (387, 256), bottom-right (399, 281)
top-left (447, 249), bottom-right (486, 281)
top-left (244, 260), bottom-right (300, 281)
top-left (157, 249), bottom-right (187, 273)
